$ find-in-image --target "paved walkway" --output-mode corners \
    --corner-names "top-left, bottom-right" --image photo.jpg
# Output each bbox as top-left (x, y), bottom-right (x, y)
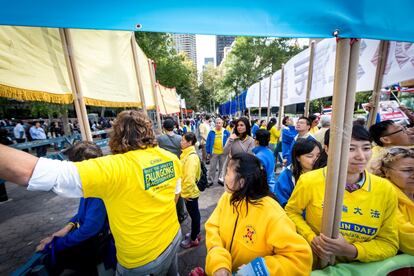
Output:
top-left (0, 180), bottom-right (224, 275)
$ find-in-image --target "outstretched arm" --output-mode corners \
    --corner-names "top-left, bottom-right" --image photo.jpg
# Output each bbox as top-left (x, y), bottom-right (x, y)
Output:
top-left (0, 144), bottom-right (38, 185)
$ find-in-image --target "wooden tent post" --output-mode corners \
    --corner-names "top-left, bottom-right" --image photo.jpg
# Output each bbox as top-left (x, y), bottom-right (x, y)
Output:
top-left (130, 33), bottom-right (147, 115)
top-left (332, 39), bottom-right (361, 238)
top-left (277, 65), bottom-right (285, 129)
top-left (148, 59), bottom-right (162, 131)
top-left (59, 28), bottom-right (92, 142)
top-left (367, 41), bottom-right (389, 128)
top-left (304, 40), bottom-right (316, 117)
top-left (267, 77), bottom-right (272, 121)
top-left (258, 82), bottom-right (262, 119)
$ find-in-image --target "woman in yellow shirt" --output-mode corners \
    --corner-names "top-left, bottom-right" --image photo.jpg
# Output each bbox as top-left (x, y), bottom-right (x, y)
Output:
top-left (180, 132), bottom-right (202, 249)
top-left (266, 117), bottom-right (281, 152)
top-left (205, 153), bottom-right (312, 276)
top-left (370, 147), bottom-right (414, 255)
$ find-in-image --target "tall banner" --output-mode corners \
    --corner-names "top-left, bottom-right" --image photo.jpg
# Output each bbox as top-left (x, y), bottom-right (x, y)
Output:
top-left (284, 47), bottom-right (310, 105)
top-left (382, 42), bottom-right (414, 87)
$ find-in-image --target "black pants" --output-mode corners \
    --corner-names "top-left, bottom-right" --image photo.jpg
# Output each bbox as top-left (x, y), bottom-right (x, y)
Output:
top-left (184, 198), bottom-right (201, 241)
top-left (44, 235), bottom-right (108, 276)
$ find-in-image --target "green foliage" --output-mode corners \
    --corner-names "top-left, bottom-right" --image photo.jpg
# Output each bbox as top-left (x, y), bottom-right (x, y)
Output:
top-left (219, 37), bottom-right (303, 94)
top-left (30, 102), bottom-right (69, 118)
top-left (135, 32), bottom-right (198, 109)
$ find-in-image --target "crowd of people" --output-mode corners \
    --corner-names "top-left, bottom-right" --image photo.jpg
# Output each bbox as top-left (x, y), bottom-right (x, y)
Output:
top-left (0, 107), bottom-right (413, 275)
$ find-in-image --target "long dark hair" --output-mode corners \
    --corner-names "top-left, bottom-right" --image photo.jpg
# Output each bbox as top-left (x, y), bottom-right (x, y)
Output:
top-left (234, 117), bottom-right (251, 139)
top-left (227, 153), bottom-right (277, 214)
top-left (267, 118), bottom-right (277, 131)
top-left (291, 139), bottom-right (322, 181)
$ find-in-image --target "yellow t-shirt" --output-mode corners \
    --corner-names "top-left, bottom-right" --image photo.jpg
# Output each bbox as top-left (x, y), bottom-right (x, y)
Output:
top-left (270, 126), bottom-right (281, 144)
top-left (180, 146), bottom-right (201, 199)
top-left (309, 126), bottom-right (319, 134)
top-left (213, 130), bottom-right (224, 154)
top-left (75, 146), bottom-right (182, 268)
top-left (285, 168), bottom-right (399, 263)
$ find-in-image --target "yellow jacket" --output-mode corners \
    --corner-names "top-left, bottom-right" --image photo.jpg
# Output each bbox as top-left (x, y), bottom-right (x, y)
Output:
top-left (393, 185), bottom-right (414, 255)
top-left (205, 192), bottom-right (312, 275)
top-left (269, 125), bottom-right (281, 144)
top-left (286, 168), bottom-right (399, 263)
top-left (180, 146), bottom-right (201, 199)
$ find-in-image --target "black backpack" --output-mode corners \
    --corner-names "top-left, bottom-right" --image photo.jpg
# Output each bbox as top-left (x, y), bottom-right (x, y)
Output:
top-left (190, 153), bottom-right (207, 192)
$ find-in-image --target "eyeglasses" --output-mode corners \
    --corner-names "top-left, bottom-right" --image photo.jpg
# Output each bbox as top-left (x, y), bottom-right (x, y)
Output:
top-left (381, 126), bottom-right (407, 137)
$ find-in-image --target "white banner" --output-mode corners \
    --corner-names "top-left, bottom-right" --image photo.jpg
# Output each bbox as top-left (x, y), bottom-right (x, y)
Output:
top-left (270, 70), bottom-right (281, 107)
top-left (382, 42), bottom-right (414, 87)
top-left (244, 39), bottom-right (414, 108)
top-left (310, 38), bottom-right (336, 101)
top-left (246, 82), bottom-right (260, 108)
top-left (284, 47), bottom-right (310, 105)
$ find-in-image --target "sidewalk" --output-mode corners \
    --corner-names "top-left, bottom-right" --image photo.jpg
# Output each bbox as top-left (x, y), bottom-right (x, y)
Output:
top-left (0, 181), bottom-right (224, 275)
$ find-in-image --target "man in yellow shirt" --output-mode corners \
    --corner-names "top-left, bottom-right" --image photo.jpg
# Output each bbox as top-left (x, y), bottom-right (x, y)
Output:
top-left (0, 110), bottom-right (183, 275)
top-left (286, 125), bottom-right (398, 265)
top-left (199, 115), bottom-right (211, 163)
top-left (206, 117), bottom-right (230, 186)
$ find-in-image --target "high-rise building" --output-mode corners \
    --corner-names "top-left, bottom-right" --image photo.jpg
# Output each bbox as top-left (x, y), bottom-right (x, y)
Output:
top-left (216, 36), bottom-right (235, 66)
top-left (202, 57), bottom-right (215, 71)
top-left (172, 34), bottom-right (197, 68)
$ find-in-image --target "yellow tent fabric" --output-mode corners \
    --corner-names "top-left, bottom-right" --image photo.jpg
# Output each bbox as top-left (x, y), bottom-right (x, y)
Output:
top-left (0, 26), bottom-right (73, 104)
top-left (0, 26), bottom-right (156, 108)
top-left (69, 29), bottom-right (142, 107)
top-left (157, 84), bottom-right (180, 115)
top-left (133, 42), bottom-right (156, 109)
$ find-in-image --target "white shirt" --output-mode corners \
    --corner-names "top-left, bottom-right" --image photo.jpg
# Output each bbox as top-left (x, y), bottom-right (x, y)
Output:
top-left (28, 157), bottom-right (182, 198)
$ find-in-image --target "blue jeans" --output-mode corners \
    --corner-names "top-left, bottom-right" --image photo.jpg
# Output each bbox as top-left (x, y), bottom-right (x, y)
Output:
top-left (185, 198), bottom-right (201, 241)
top-left (116, 229), bottom-right (181, 276)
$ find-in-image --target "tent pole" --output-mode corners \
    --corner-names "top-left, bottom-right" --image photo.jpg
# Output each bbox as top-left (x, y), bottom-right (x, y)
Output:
top-left (248, 108), bottom-right (251, 118)
top-left (258, 82), bottom-right (262, 119)
top-left (130, 33), bottom-right (147, 115)
top-left (148, 59), bottom-right (162, 131)
top-left (320, 38), bottom-right (353, 267)
top-left (333, 39), bottom-right (361, 239)
top-left (304, 40), bottom-right (316, 117)
top-left (367, 41), bottom-right (389, 128)
top-left (267, 77), bottom-right (272, 121)
top-left (277, 65), bottom-right (285, 129)
top-left (59, 28), bottom-right (92, 142)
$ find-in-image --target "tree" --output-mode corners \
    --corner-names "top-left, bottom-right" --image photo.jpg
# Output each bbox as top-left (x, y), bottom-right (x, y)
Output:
top-left (219, 37), bottom-right (303, 95)
top-left (135, 32), bottom-right (199, 109)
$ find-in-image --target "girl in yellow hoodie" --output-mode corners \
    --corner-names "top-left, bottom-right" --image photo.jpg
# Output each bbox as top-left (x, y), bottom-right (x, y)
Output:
top-left (205, 153), bottom-right (312, 276)
top-left (370, 147), bottom-right (414, 255)
top-left (180, 132), bottom-right (202, 249)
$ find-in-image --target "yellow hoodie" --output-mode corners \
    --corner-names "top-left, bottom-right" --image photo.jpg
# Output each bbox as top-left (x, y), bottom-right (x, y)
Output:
top-left (180, 146), bottom-right (201, 199)
top-left (393, 185), bottom-right (414, 255)
top-left (205, 192), bottom-right (312, 275)
top-left (286, 168), bottom-right (399, 263)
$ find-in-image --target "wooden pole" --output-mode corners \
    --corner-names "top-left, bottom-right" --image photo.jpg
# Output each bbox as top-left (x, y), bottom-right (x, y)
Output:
top-left (130, 33), bottom-right (147, 115)
top-left (258, 82), bottom-right (262, 119)
top-left (321, 39), bottom-right (350, 240)
top-left (277, 65), bottom-right (285, 129)
top-left (248, 107), bottom-right (251, 118)
top-left (367, 41), bottom-right (390, 127)
top-left (148, 59), bottom-right (162, 131)
top-left (332, 39), bottom-right (361, 239)
top-left (59, 29), bottom-right (92, 142)
top-left (267, 77), bottom-right (272, 121)
top-left (304, 40), bottom-right (316, 117)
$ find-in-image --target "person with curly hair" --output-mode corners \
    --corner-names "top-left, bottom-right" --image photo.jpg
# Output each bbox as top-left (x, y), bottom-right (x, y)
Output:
top-left (370, 147), bottom-right (414, 255)
top-left (0, 110), bottom-right (183, 275)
